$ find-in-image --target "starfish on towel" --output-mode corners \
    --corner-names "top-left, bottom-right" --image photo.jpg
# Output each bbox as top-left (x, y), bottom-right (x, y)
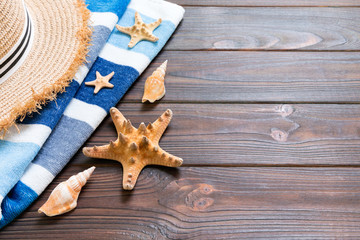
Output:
top-left (82, 108), bottom-right (183, 190)
top-left (116, 11), bottom-right (162, 48)
top-left (85, 71), bottom-right (115, 94)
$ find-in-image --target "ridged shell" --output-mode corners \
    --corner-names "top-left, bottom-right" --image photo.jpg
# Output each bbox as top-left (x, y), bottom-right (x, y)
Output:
top-left (38, 166), bottom-right (95, 217)
top-left (142, 60), bottom-right (167, 103)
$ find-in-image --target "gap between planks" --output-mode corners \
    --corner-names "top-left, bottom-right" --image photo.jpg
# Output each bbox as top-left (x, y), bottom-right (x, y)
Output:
top-left (121, 101), bottom-right (360, 105)
top-left (166, 49), bottom-right (360, 52)
top-left (181, 4), bottom-right (360, 8)
top-left (179, 5), bottom-right (360, 8)
top-left (71, 163), bottom-right (360, 168)
top-left (168, 0), bottom-right (360, 7)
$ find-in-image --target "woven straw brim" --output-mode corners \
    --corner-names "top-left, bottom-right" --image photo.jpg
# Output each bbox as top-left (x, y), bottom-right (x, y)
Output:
top-left (0, 0), bottom-right (26, 60)
top-left (0, 0), bottom-right (91, 135)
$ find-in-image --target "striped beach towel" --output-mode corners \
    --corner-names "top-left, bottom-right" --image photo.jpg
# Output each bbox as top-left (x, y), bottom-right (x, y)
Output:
top-left (0, 0), bottom-right (130, 226)
top-left (0, 0), bottom-right (184, 228)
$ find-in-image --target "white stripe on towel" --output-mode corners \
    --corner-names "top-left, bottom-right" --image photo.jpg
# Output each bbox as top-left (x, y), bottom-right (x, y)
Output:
top-left (21, 163), bottom-right (55, 195)
top-left (64, 98), bottom-right (107, 129)
top-left (74, 65), bottom-right (89, 84)
top-left (128, 0), bottom-right (185, 25)
top-left (90, 12), bottom-right (119, 30)
top-left (4, 124), bottom-right (52, 146)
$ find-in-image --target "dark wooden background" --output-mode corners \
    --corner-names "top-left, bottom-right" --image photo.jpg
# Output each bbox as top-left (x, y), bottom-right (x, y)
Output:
top-left (2, 0), bottom-right (360, 239)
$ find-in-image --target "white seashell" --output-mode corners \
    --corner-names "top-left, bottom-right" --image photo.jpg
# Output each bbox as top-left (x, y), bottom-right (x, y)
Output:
top-left (38, 166), bottom-right (95, 217)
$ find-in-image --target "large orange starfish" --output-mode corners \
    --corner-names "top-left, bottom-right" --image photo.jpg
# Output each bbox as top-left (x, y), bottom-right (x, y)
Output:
top-left (82, 108), bottom-right (183, 190)
top-left (116, 12), bottom-right (162, 48)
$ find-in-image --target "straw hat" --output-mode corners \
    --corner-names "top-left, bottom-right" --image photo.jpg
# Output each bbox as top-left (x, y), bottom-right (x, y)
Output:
top-left (0, 0), bottom-right (91, 134)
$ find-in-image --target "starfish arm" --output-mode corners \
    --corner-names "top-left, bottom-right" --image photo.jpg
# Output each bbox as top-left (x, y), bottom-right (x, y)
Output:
top-left (140, 28), bottom-right (159, 42)
top-left (84, 80), bottom-right (96, 86)
top-left (122, 119), bottom-right (136, 134)
top-left (96, 71), bottom-right (101, 78)
top-left (122, 163), bottom-right (145, 190)
top-left (116, 25), bottom-right (133, 35)
top-left (104, 82), bottom-right (114, 89)
top-left (82, 145), bottom-right (113, 160)
top-left (110, 108), bottom-right (127, 134)
top-left (146, 18), bottom-right (162, 32)
top-left (149, 109), bottom-right (173, 144)
top-left (106, 71), bottom-right (115, 80)
top-left (149, 147), bottom-right (183, 167)
top-left (134, 12), bottom-right (143, 25)
top-left (142, 34), bottom-right (159, 43)
top-left (128, 36), bottom-right (142, 48)
top-left (94, 85), bottom-right (102, 94)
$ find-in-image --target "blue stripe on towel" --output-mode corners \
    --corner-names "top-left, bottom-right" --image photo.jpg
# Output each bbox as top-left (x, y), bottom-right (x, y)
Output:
top-left (84, 25), bottom-right (112, 69)
top-left (21, 80), bottom-right (80, 128)
top-left (33, 115), bottom-right (94, 176)
top-left (86, 0), bottom-right (128, 17)
top-left (0, 181), bottom-right (38, 229)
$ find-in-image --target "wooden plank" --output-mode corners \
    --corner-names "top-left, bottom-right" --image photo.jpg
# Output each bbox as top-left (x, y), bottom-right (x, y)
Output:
top-left (2, 166), bottom-right (360, 239)
top-left (165, 7), bottom-right (360, 51)
top-left (122, 51), bottom-right (360, 103)
top-left (170, 0), bottom-right (360, 7)
top-left (67, 103), bottom-right (360, 166)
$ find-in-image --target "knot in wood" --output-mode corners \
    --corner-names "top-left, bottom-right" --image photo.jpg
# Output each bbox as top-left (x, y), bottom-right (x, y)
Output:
top-left (270, 128), bottom-right (288, 142)
top-left (192, 198), bottom-right (214, 211)
top-left (276, 104), bottom-right (294, 117)
top-left (200, 184), bottom-right (214, 195)
top-left (185, 183), bottom-right (215, 211)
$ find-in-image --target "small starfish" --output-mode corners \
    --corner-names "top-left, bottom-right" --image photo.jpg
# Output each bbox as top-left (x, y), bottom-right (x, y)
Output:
top-left (116, 11), bottom-right (162, 48)
top-left (82, 108), bottom-right (183, 190)
top-left (85, 71), bottom-right (115, 94)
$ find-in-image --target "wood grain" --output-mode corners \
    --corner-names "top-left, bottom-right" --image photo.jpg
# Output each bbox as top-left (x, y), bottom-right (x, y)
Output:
top-left (122, 51), bottom-right (360, 103)
top-left (2, 1), bottom-right (360, 238)
top-left (64, 103), bottom-right (360, 166)
top-left (171, 0), bottom-right (360, 7)
top-left (2, 166), bottom-right (360, 239)
top-left (165, 7), bottom-right (360, 51)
